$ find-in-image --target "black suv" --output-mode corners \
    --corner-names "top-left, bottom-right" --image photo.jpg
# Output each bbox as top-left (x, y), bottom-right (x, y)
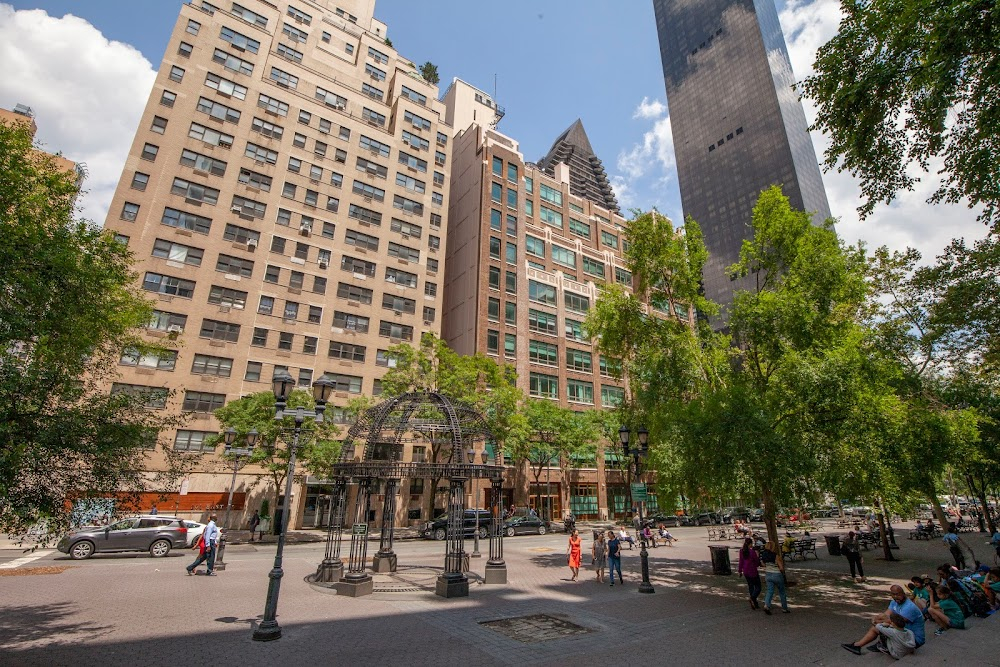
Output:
top-left (421, 509), bottom-right (493, 540)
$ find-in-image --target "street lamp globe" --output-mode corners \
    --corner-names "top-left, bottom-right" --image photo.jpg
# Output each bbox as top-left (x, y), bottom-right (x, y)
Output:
top-left (223, 427), bottom-right (237, 447)
top-left (466, 448), bottom-right (476, 464)
top-left (271, 370), bottom-right (295, 402)
top-left (311, 373), bottom-right (336, 404)
top-left (638, 426), bottom-right (649, 453)
top-left (618, 425), bottom-right (630, 448)
top-left (246, 428), bottom-right (260, 449)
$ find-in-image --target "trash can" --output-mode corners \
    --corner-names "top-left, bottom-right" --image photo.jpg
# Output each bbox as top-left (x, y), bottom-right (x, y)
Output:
top-left (709, 545), bottom-right (732, 575)
top-left (825, 534), bottom-right (842, 556)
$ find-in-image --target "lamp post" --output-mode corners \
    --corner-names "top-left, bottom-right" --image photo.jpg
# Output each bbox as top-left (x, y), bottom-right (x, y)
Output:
top-left (470, 447), bottom-right (488, 558)
top-left (252, 370), bottom-right (335, 643)
top-left (619, 425), bottom-right (654, 594)
top-left (214, 427), bottom-right (258, 572)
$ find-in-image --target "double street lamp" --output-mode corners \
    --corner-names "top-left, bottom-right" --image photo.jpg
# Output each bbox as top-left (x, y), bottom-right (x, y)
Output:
top-left (619, 425), bottom-right (654, 594)
top-left (467, 446), bottom-right (489, 558)
top-left (214, 427), bottom-right (258, 571)
top-left (252, 370), bottom-right (334, 643)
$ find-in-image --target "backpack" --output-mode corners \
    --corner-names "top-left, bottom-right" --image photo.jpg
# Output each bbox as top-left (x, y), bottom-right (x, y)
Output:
top-left (963, 580), bottom-right (993, 618)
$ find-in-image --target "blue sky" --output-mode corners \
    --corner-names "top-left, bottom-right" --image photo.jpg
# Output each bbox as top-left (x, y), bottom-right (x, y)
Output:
top-left (0, 0), bottom-right (988, 263)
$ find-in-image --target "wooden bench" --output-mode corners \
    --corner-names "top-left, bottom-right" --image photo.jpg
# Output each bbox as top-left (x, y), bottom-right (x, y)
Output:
top-left (783, 538), bottom-right (818, 561)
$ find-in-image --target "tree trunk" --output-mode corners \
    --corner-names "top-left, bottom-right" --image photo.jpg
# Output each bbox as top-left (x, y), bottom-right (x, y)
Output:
top-left (761, 486), bottom-right (783, 573)
top-left (966, 471), bottom-right (995, 533)
top-left (930, 493), bottom-right (951, 531)
top-left (876, 498), bottom-right (895, 561)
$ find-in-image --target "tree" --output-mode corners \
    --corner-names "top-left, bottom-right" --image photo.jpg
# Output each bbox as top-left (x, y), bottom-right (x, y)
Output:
top-left (211, 390), bottom-right (342, 517)
top-left (0, 119), bottom-right (180, 539)
top-left (800, 0), bottom-right (1000, 227)
top-left (419, 61), bottom-right (440, 85)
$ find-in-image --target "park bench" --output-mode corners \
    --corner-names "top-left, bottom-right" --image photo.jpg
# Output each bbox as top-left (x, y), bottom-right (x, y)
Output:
top-left (783, 538), bottom-right (818, 561)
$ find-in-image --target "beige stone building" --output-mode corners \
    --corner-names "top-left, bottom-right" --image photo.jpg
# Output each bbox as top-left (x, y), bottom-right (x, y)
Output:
top-left (441, 80), bottom-right (693, 522)
top-left (2, 103), bottom-right (83, 183)
top-left (101, 0), bottom-right (452, 528)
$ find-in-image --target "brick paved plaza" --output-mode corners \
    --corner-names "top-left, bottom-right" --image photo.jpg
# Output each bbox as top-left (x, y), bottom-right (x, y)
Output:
top-left (2, 521), bottom-right (998, 666)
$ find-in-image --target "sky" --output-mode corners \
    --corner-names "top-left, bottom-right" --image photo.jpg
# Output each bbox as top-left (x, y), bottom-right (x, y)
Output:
top-left (0, 0), bottom-right (988, 266)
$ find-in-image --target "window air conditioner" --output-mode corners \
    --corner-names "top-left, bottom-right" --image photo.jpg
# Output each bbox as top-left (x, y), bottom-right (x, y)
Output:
top-left (231, 205), bottom-right (243, 213)
top-left (166, 325), bottom-right (184, 334)
top-left (318, 259), bottom-right (329, 269)
top-left (246, 238), bottom-right (258, 249)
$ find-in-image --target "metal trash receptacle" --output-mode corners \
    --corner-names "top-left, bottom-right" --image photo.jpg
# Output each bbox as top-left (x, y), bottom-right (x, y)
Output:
top-left (825, 534), bottom-right (842, 556)
top-left (709, 545), bottom-right (732, 575)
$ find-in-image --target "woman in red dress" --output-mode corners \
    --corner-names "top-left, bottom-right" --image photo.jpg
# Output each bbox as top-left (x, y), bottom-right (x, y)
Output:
top-left (567, 529), bottom-right (582, 581)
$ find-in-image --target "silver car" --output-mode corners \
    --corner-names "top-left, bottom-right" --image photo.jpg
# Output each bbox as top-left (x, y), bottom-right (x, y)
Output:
top-left (57, 516), bottom-right (188, 559)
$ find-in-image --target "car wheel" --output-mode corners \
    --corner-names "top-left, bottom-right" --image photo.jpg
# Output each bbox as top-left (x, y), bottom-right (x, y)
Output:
top-left (149, 539), bottom-right (171, 558)
top-left (478, 526), bottom-right (489, 539)
top-left (70, 540), bottom-right (95, 560)
top-left (538, 525), bottom-right (547, 535)
top-left (434, 528), bottom-right (446, 541)
top-left (506, 527), bottom-right (515, 537)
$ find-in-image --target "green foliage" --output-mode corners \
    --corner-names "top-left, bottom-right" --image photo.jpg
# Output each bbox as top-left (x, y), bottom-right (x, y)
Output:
top-left (0, 119), bottom-right (178, 537)
top-left (800, 0), bottom-right (1000, 227)
top-left (419, 61), bottom-right (440, 85)
top-left (212, 390), bottom-right (342, 502)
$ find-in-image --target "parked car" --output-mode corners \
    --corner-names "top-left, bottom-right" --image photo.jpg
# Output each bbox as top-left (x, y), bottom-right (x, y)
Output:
top-left (748, 509), bottom-right (764, 522)
top-left (503, 514), bottom-right (550, 536)
top-left (182, 520), bottom-right (206, 547)
top-left (421, 509), bottom-right (493, 541)
top-left (645, 513), bottom-right (682, 527)
top-left (56, 516), bottom-right (188, 560)
top-left (722, 507), bottom-right (752, 523)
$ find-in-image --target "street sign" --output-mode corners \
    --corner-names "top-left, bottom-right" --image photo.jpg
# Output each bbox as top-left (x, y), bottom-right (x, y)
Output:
top-left (631, 483), bottom-right (648, 502)
top-left (351, 523), bottom-right (368, 536)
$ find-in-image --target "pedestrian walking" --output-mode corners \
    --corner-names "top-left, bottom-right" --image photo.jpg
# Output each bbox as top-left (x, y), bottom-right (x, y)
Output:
top-left (943, 524), bottom-right (967, 570)
top-left (592, 531), bottom-right (607, 583)
top-left (761, 540), bottom-right (789, 614)
top-left (248, 510), bottom-right (260, 543)
top-left (186, 513), bottom-right (219, 576)
top-left (567, 529), bottom-right (582, 581)
top-left (738, 537), bottom-right (762, 610)
top-left (607, 530), bottom-right (623, 586)
top-left (843, 531), bottom-right (866, 583)
top-left (149, 504), bottom-right (158, 515)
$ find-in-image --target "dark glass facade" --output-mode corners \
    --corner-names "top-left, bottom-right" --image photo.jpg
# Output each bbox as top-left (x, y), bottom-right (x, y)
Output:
top-left (652, 0), bottom-right (832, 317)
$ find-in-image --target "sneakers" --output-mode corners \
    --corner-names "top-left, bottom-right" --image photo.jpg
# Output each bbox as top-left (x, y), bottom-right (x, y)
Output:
top-left (610, 582), bottom-right (614, 587)
top-left (934, 628), bottom-right (946, 636)
top-left (206, 571), bottom-right (216, 576)
top-left (841, 644), bottom-right (862, 656)
top-left (186, 569), bottom-right (193, 576)
top-left (763, 606), bottom-right (772, 615)
top-left (781, 609), bottom-right (790, 614)
top-left (866, 644), bottom-right (882, 653)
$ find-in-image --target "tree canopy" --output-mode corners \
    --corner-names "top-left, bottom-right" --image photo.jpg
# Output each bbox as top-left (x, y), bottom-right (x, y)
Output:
top-left (0, 119), bottom-right (177, 537)
top-left (800, 0), bottom-right (1000, 228)
top-left (419, 61), bottom-right (440, 85)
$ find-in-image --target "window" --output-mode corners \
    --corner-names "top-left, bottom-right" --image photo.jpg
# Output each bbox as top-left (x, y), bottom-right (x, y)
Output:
top-left (160, 90), bottom-right (177, 107)
top-left (528, 308), bottom-right (557, 335)
top-left (387, 241), bottom-right (419, 263)
top-left (362, 107), bottom-right (386, 127)
top-left (241, 361), bottom-right (262, 382)
top-left (233, 2), bottom-right (268, 27)
top-left (238, 168), bottom-right (272, 192)
top-left (187, 18), bottom-right (201, 34)
top-left (328, 341), bottom-right (366, 362)
top-left (231, 195), bottom-right (266, 219)
top-left (564, 292), bottom-right (590, 313)
top-left (205, 72), bottom-right (247, 99)
top-left (378, 321), bottom-right (413, 341)
top-left (364, 63), bottom-right (386, 81)
top-left (293, 242), bottom-right (309, 261)
top-left (362, 83), bottom-right (383, 101)
top-left (600, 355), bottom-right (622, 378)
top-left (121, 202), bottom-right (140, 221)
top-left (426, 257), bottom-right (439, 273)
top-left (393, 195), bottom-right (423, 216)
top-left (142, 272), bottom-right (194, 298)
top-left (384, 266), bottom-right (417, 288)
top-left (282, 301), bottom-right (299, 320)
top-left (489, 236), bottom-right (501, 260)
top-left (529, 372), bottom-right (558, 399)
top-left (180, 149), bottom-right (227, 176)
top-left (583, 257), bottom-right (605, 279)
top-left (565, 318), bottom-right (585, 341)
top-left (430, 213), bottom-right (442, 229)
top-left (257, 93), bottom-right (288, 116)
top-left (280, 21), bottom-right (308, 43)
top-left (258, 295), bottom-right (274, 315)
top-left (307, 305), bottom-right (323, 324)
top-left (566, 348), bottom-right (593, 373)
top-left (276, 43), bottom-right (303, 63)
top-left (569, 202), bottom-right (584, 214)
top-left (435, 151), bottom-right (446, 167)
top-left (171, 177), bottom-right (219, 205)
top-left (615, 267), bottom-right (633, 286)
top-left (348, 203), bottom-right (382, 226)
top-left (356, 157), bottom-right (388, 179)
top-left (215, 253), bottom-right (253, 277)
top-left (199, 318), bottom-right (241, 342)
top-left (251, 116), bottom-right (284, 139)
top-left (131, 172), bottom-right (149, 191)
top-left (402, 130), bottom-right (428, 151)
top-left (398, 151), bottom-right (427, 172)
top-left (381, 293), bottom-right (416, 314)
top-left (432, 192), bottom-right (443, 207)
top-left (400, 85), bottom-right (426, 105)
top-left (567, 379), bottom-right (594, 404)
top-left (539, 183), bottom-right (563, 206)
top-left (162, 207), bottom-right (212, 234)
top-left (352, 179), bottom-right (385, 202)
top-left (303, 336), bottom-right (317, 354)
top-left (313, 276), bottom-right (326, 294)
top-left (539, 205), bottom-right (562, 228)
top-left (506, 188), bottom-right (517, 208)
top-left (486, 329), bottom-right (499, 354)
top-left (183, 390), bottom-right (225, 412)
top-left (330, 310), bottom-right (368, 333)
top-left (505, 301), bottom-right (516, 324)
top-left (403, 110), bottom-right (431, 131)
top-left (286, 5), bottom-right (311, 24)
top-left (504, 333), bottom-right (516, 357)
top-left (345, 228), bottom-right (379, 251)
top-left (270, 237), bottom-right (286, 255)
top-left (278, 332), bottom-right (294, 350)
top-left (152, 238), bottom-right (204, 266)
top-left (169, 65), bottom-right (185, 82)
top-left (244, 142), bottom-right (277, 164)
top-left (506, 242), bottom-right (517, 264)
top-left (425, 281), bottom-right (437, 298)
top-left (120, 348), bottom-right (178, 371)
top-left (326, 373), bottom-right (362, 394)
top-left (174, 430), bottom-right (215, 453)
top-left (341, 255), bottom-right (376, 276)
top-left (150, 116), bottom-right (168, 134)
top-left (212, 47), bottom-right (254, 75)
top-left (148, 310), bottom-right (187, 333)
top-left (601, 385), bottom-right (625, 407)
top-left (140, 142), bottom-right (159, 161)
top-left (269, 66), bottom-right (298, 89)
top-left (601, 230), bottom-right (619, 249)
top-left (528, 280), bottom-right (556, 305)
top-left (525, 235), bottom-right (545, 259)
top-left (251, 327), bottom-right (269, 346)
top-left (187, 123), bottom-right (233, 151)
top-left (569, 218), bottom-right (591, 239)
top-left (529, 340), bottom-right (558, 366)
top-left (391, 218), bottom-right (422, 238)
top-left (525, 199), bottom-right (533, 216)
top-left (337, 282), bottom-right (373, 304)
top-left (111, 383), bottom-right (168, 409)
top-left (505, 271), bottom-right (516, 294)
top-left (487, 297), bottom-right (501, 322)
top-left (360, 135), bottom-right (390, 158)
top-left (207, 285), bottom-right (247, 309)
top-left (551, 245), bottom-right (576, 269)
top-left (396, 173), bottom-right (425, 193)
top-left (488, 266), bottom-right (500, 290)
top-left (191, 353), bottom-right (233, 377)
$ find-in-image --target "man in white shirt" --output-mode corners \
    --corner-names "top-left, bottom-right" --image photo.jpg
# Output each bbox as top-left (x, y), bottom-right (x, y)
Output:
top-left (186, 514), bottom-right (219, 576)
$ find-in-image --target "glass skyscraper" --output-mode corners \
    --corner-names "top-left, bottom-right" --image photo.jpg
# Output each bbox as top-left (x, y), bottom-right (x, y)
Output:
top-left (652, 0), bottom-right (832, 317)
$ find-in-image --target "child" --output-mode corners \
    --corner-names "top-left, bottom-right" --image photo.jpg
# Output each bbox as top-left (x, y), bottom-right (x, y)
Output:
top-left (873, 611), bottom-right (917, 659)
top-left (906, 576), bottom-right (931, 612)
top-left (928, 585), bottom-right (966, 635)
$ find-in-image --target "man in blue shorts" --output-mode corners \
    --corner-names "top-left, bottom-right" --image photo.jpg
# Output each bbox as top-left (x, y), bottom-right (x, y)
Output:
top-left (842, 584), bottom-right (925, 655)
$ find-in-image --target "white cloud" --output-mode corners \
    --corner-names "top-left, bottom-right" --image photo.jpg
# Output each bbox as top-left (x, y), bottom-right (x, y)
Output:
top-left (633, 96), bottom-right (666, 120)
top-left (0, 4), bottom-right (155, 227)
top-left (616, 102), bottom-right (675, 180)
top-left (777, 0), bottom-right (989, 263)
